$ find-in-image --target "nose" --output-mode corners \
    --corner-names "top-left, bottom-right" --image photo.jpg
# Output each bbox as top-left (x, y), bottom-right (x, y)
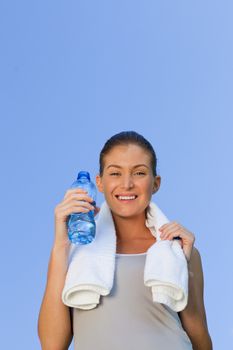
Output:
top-left (121, 174), bottom-right (134, 189)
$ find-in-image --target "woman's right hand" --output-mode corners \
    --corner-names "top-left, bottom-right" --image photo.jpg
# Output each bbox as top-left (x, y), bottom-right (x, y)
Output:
top-left (53, 188), bottom-right (100, 248)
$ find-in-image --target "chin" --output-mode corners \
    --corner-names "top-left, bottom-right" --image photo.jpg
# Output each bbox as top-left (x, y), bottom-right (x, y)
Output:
top-left (105, 197), bottom-right (150, 216)
top-left (110, 206), bottom-right (146, 219)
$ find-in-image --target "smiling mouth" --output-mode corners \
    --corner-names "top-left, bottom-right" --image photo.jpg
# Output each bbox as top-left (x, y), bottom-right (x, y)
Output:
top-left (115, 195), bottom-right (138, 201)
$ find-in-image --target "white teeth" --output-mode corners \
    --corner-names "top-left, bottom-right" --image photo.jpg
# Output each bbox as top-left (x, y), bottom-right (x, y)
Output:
top-left (118, 196), bottom-right (136, 200)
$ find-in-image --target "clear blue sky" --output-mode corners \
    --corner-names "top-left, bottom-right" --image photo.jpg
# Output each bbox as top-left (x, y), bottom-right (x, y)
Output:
top-left (0, 1), bottom-right (232, 349)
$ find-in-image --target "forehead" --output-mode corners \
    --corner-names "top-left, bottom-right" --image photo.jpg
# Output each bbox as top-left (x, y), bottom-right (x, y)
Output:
top-left (103, 144), bottom-right (151, 166)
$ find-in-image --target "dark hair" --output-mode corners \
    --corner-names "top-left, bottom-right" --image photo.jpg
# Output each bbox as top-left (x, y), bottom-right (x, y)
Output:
top-left (99, 131), bottom-right (158, 176)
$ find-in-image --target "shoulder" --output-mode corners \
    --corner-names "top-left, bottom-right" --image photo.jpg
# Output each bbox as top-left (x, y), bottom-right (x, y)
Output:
top-left (191, 245), bottom-right (201, 259)
top-left (189, 246), bottom-right (204, 283)
top-left (190, 246), bottom-right (202, 266)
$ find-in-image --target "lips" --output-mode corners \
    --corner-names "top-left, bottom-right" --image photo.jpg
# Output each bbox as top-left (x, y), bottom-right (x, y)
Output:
top-left (115, 194), bottom-right (138, 201)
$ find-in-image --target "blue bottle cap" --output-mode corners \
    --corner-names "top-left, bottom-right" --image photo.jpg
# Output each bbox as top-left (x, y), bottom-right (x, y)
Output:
top-left (77, 171), bottom-right (90, 180)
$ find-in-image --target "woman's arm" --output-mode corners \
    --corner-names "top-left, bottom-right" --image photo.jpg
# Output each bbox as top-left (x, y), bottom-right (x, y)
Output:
top-left (38, 188), bottom-right (96, 350)
top-left (178, 247), bottom-right (213, 350)
top-left (159, 222), bottom-right (213, 350)
top-left (37, 242), bottom-right (73, 350)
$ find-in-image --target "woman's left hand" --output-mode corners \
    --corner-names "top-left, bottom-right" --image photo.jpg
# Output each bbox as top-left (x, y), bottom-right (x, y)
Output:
top-left (159, 222), bottom-right (195, 262)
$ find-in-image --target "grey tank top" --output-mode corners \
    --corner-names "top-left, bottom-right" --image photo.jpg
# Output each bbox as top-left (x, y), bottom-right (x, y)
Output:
top-left (72, 253), bottom-right (193, 350)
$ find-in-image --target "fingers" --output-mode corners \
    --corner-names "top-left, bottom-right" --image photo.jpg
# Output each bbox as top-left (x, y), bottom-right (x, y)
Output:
top-left (159, 222), bottom-right (181, 239)
top-left (158, 221), bottom-right (195, 262)
top-left (61, 199), bottom-right (95, 212)
top-left (55, 188), bottom-right (97, 221)
top-left (161, 230), bottom-right (182, 241)
top-left (63, 189), bottom-right (95, 209)
top-left (55, 187), bottom-right (101, 225)
top-left (159, 222), bottom-right (187, 245)
top-left (64, 188), bottom-right (94, 202)
top-left (159, 221), bottom-right (180, 232)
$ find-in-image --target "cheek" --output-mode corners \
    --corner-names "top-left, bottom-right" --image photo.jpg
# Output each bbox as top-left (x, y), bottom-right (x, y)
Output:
top-left (102, 181), bottom-right (116, 194)
top-left (142, 183), bottom-right (155, 198)
top-left (141, 179), bottom-right (154, 190)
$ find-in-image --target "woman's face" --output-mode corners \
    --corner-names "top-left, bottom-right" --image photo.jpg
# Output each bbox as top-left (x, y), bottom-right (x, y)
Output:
top-left (96, 144), bottom-right (161, 219)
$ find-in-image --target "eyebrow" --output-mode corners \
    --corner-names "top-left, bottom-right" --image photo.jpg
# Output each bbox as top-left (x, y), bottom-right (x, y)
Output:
top-left (106, 164), bottom-right (149, 169)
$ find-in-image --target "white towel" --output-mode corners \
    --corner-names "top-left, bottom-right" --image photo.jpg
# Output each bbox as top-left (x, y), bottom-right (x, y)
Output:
top-left (62, 201), bottom-right (188, 312)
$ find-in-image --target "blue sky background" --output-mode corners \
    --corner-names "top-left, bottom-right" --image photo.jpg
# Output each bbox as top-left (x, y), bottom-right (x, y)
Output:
top-left (0, 1), bottom-right (232, 349)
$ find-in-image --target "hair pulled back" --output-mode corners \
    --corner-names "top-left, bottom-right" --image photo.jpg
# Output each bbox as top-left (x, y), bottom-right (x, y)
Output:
top-left (99, 131), bottom-right (158, 177)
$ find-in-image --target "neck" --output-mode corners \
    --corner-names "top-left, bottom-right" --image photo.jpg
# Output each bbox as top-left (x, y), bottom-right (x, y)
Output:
top-left (112, 210), bottom-right (152, 242)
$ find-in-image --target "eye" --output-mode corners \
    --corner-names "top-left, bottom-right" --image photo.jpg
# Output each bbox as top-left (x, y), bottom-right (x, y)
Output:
top-left (109, 172), bottom-right (121, 176)
top-left (134, 171), bottom-right (146, 176)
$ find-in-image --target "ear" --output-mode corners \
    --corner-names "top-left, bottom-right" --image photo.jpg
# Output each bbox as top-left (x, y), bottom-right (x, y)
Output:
top-left (152, 176), bottom-right (161, 194)
top-left (96, 174), bottom-right (104, 193)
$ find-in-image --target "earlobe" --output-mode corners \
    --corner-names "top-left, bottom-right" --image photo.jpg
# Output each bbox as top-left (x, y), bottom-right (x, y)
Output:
top-left (153, 176), bottom-right (161, 194)
top-left (96, 175), bottom-right (104, 193)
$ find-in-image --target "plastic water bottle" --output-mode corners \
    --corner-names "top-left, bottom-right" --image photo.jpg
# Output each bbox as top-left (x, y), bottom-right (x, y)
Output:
top-left (67, 171), bottom-right (97, 245)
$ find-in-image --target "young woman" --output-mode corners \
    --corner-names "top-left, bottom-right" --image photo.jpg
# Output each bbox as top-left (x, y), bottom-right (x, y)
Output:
top-left (38, 131), bottom-right (213, 350)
